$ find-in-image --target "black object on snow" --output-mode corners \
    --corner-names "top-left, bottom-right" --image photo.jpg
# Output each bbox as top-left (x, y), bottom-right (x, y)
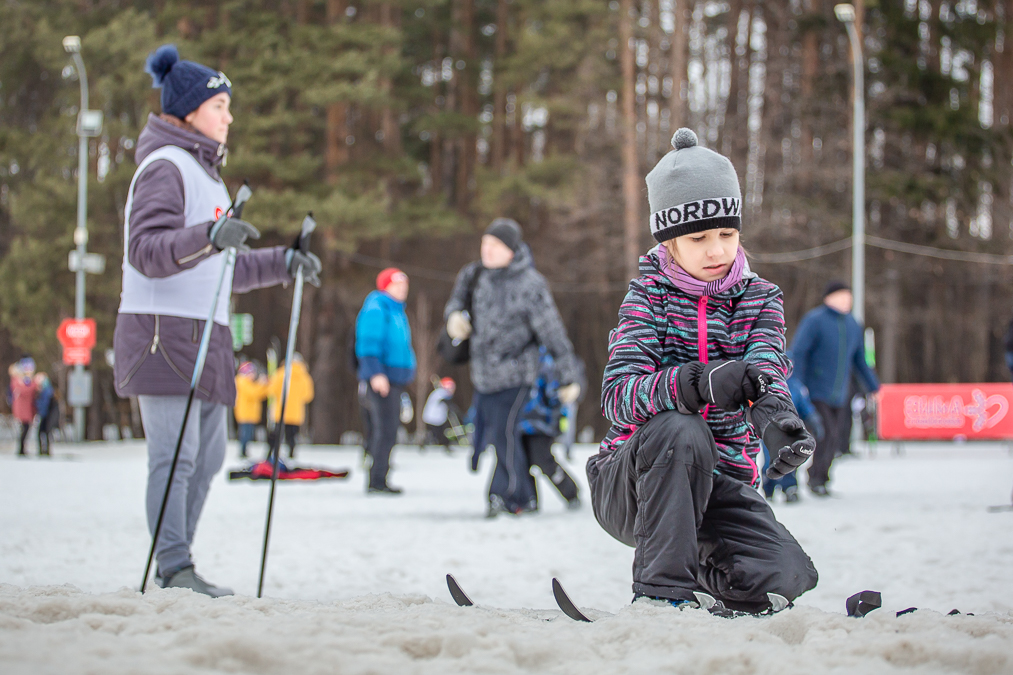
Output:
top-left (846, 590), bottom-right (882, 618)
top-left (446, 574), bottom-right (475, 607)
top-left (552, 578), bottom-right (594, 622)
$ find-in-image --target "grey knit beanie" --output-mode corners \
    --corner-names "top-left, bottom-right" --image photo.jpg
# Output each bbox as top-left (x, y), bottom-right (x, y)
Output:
top-left (645, 128), bottom-right (742, 243)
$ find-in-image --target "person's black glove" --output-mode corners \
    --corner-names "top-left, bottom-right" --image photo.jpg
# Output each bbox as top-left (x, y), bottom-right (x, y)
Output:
top-left (749, 394), bottom-right (816, 479)
top-left (209, 215), bottom-right (260, 253)
top-left (676, 360), bottom-right (769, 413)
top-left (286, 248), bottom-right (322, 287)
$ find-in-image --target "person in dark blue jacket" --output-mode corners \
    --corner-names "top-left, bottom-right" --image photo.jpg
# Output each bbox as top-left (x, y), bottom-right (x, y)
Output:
top-left (789, 280), bottom-right (880, 496)
top-left (34, 373), bottom-right (58, 457)
top-left (355, 268), bottom-right (416, 494)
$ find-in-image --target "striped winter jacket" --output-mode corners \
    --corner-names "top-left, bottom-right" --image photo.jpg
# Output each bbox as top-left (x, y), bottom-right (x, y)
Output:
top-left (591, 250), bottom-right (796, 486)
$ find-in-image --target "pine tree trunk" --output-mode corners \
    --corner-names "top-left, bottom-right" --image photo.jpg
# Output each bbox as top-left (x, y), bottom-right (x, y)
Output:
top-left (621, 0), bottom-right (641, 281)
top-left (719, 0), bottom-right (745, 156)
top-left (453, 0), bottom-right (477, 214)
top-left (325, 0), bottom-right (349, 183)
top-left (380, 2), bottom-right (402, 157)
top-left (492, 0), bottom-right (509, 171)
top-left (669, 0), bottom-right (690, 132)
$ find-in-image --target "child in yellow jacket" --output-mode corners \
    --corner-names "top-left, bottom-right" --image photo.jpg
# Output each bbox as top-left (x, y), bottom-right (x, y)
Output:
top-left (235, 362), bottom-right (269, 458)
top-left (267, 354), bottom-right (314, 458)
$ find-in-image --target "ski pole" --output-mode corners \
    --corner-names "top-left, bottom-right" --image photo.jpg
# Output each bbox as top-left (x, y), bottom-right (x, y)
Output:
top-left (140, 182), bottom-right (253, 594)
top-left (257, 213), bottom-right (316, 598)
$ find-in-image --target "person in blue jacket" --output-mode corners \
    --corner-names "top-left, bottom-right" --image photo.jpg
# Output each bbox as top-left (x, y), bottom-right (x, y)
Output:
top-left (789, 280), bottom-right (880, 496)
top-left (34, 373), bottom-right (58, 457)
top-left (355, 267), bottom-right (416, 494)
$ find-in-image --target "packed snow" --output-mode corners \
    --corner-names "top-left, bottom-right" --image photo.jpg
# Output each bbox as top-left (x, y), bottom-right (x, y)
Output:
top-left (1, 438), bottom-right (1012, 674)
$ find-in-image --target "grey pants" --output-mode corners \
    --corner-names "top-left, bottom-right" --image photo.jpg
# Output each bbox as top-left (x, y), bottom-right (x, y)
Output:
top-left (139, 395), bottom-right (227, 578)
top-left (589, 410), bottom-right (818, 611)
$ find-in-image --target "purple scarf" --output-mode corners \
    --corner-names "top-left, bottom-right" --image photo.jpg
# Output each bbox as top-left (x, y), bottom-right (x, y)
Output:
top-left (658, 245), bottom-right (747, 297)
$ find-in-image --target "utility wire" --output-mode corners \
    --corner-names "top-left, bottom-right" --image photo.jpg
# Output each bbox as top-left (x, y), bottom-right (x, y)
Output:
top-left (338, 235), bottom-right (1013, 294)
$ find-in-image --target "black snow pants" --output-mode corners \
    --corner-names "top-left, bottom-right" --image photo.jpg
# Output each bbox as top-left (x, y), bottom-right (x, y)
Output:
top-left (361, 384), bottom-right (403, 490)
top-left (588, 410), bottom-right (818, 611)
top-left (807, 401), bottom-right (852, 488)
top-left (522, 434), bottom-right (579, 505)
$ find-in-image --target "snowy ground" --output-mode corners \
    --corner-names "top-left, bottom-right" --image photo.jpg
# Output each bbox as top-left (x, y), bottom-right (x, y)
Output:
top-left (1, 438), bottom-right (1012, 674)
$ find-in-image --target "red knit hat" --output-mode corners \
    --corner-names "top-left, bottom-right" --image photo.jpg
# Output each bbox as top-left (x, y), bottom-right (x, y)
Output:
top-left (376, 267), bottom-right (408, 291)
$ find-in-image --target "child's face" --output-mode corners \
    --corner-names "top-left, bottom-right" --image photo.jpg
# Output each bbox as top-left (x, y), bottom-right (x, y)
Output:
top-left (665, 228), bottom-right (739, 282)
top-left (185, 93), bottom-right (233, 144)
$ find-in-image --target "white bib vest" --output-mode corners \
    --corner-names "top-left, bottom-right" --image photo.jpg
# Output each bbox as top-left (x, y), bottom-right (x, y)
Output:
top-left (119, 146), bottom-right (233, 325)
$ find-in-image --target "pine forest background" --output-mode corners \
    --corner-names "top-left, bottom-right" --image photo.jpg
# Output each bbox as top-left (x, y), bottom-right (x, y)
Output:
top-left (2, 0), bottom-right (1012, 441)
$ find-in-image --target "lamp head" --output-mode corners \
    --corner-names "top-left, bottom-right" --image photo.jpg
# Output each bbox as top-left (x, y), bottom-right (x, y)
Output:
top-left (62, 35), bottom-right (81, 53)
top-left (834, 4), bottom-right (856, 23)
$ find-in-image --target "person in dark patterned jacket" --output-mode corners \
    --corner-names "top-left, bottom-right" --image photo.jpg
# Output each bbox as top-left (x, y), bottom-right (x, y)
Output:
top-left (588, 128), bottom-right (818, 613)
top-left (444, 218), bottom-right (581, 516)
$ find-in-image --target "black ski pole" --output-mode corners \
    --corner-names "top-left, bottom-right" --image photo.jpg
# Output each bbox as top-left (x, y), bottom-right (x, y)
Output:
top-left (140, 182), bottom-right (252, 594)
top-left (257, 213), bottom-right (316, 598)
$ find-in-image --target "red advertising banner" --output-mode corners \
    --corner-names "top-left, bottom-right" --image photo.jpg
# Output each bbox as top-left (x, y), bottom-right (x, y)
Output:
top-left (57, 318), bottom-right (97, 366)
top-left (877, 383), bottom-right (1013, 440)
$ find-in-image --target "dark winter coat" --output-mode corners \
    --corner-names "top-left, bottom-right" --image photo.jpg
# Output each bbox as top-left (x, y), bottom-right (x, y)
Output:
top-left (591, 250), bottom-right (796, 486)
top-left (113, 114), bottom-right (291, 406)
top-left (444, 244), bottom-right (579, 394)
top-left (789, 304), bottom-right (880, 408)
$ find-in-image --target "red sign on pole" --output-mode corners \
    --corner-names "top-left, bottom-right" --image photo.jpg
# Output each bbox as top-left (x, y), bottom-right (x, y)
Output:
top-left (877, 383), bottom-right (1013, 441)
top-left (57, 318), bottom-right (97, 366)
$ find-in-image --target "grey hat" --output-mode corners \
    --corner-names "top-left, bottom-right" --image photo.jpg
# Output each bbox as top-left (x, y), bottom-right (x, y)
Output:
top-left (485, 217), bottom-right (523, 252)
top-left (645, 128), bottom-right (742, 243)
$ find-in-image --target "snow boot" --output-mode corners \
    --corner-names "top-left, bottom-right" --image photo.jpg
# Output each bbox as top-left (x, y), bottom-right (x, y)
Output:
top-left (784, 486), bottom-right (800, 503)
top-left (164, 566), bottom-right (234, 597)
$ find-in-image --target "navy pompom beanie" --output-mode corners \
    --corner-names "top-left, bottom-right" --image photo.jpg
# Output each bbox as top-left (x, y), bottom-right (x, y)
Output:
top-left (144, 44), bottom-right (232, 119)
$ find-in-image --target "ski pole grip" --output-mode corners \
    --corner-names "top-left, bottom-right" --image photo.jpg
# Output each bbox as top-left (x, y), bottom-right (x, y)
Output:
top-left (297, 212), bottom-right (316, 253)
top-left (231, 181), bottom-right (253, 220)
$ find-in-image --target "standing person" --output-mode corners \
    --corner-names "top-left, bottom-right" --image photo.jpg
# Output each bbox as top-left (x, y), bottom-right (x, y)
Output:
top-left (234, 361), bottom-right (268, 458)
top-left (519, 349), bottom-right (580, 509)
top-left (761, 377), bottom-right (824, 503)
top-left (422, 377), bottom-right (460, 449)
top-left (113, 45), bottom-right (321, 597)
top-left (589, 129), bottom-right (818, 612)
top-left (267, 354), bottom-right (314, 459)
top-left (34, 373), bottom-right (57, 457)
top-left (444, 218), bottom-right (582, 517)
top-left (790, 280), bottom-right (880, 497)
top-left (9, 357), bottom-right (37, 457)
top-left (356, 268), bottom-right (416, 494)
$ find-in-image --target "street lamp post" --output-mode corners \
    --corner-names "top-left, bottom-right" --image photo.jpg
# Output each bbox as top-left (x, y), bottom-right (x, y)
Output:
top-left (63, 36), bottom-right (102, 442)
top-left (835, 4), bottom-right (865, 324)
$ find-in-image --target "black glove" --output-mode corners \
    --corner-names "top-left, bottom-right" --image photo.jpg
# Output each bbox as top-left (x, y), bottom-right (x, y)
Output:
top-left (286, 248), bottom-right (322, 287)
top-left (677, 360), bottom-right (769, 413)
top-left (209, 215), bottom-right (260, 253)
top-left (749, 394), bottom-right (816, 479)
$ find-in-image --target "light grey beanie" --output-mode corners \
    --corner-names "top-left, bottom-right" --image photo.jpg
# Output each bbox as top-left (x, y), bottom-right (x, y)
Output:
top-left (645, 128), bottom-right (742, 243)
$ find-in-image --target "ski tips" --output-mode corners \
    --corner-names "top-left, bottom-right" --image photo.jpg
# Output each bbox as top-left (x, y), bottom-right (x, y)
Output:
top-left (552, 578), bottom-right (593, 622)
top-left (446, 574), bottom-right (474, 607)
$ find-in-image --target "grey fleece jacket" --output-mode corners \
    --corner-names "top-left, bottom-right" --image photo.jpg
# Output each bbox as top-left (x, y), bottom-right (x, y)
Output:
top-left (113, 113), bottom-right (291, 406)
top-left (444, 244), bottom-right (579, 394)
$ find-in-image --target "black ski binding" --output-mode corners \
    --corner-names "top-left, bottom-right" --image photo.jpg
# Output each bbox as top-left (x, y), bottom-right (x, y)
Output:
top-left (846, 590), bottom-right (882, 617)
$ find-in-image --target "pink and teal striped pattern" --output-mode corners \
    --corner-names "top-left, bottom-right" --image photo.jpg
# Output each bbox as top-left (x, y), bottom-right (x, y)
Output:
top-left (594, 252), bottom-right (796, 486)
